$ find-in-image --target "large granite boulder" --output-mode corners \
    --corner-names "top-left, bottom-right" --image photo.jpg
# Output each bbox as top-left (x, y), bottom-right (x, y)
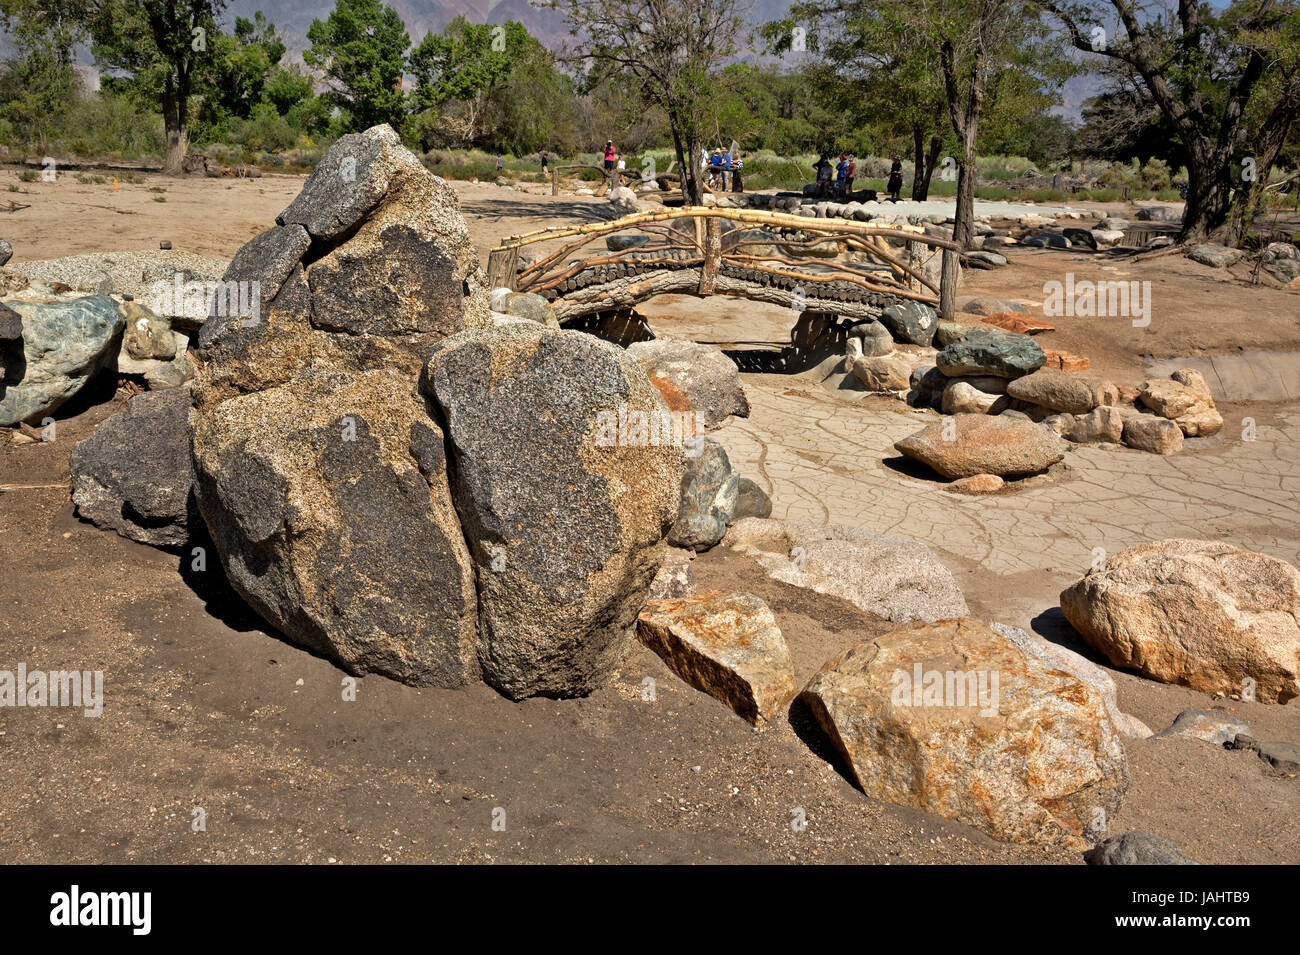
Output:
top-left (724, 518), bottom-right (968, 622)
top-left (70, 387), bottom-right (196, 547)
top-left (195, 123), bottom-right (489, 410)
top-left (625, 338), bottom-right (749, 431)
top-left (1006, 368), bottom-right (1099, 415)
top-left (422, 322), bottom-right (685, 699)
top-left (1060, 539), bottom-right (1300, 703)
top-left (0, 296), bottom-right (124, 426)
top-left (800, 619), bottom-right (1128, 847)
top-left (936, 328), bottom-right (1045, 379)
top-left (894, 414), bottom-right (1067, 480)
top-left (192, 368), bottom-right (481, 688)
top-left (667, 436), bottom-right (739, 551)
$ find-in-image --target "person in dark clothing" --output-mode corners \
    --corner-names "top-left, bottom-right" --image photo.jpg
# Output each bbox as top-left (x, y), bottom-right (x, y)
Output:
top-left (540, 152), bottom-right (548, 174)
top-left (887, 158), bottom-right (904, 201)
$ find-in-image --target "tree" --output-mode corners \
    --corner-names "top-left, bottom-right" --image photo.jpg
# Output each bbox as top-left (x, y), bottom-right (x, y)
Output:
top-left (86, 0), bottom-right (223, 175)
top-left (1036, 0), bottom-right (1300, 244)
top-left (548, 0), bottom-right (745, 205)
top-left (304, 0), bottom-right (410, 133)
top-left (0, 0), bottom-right (87, 146)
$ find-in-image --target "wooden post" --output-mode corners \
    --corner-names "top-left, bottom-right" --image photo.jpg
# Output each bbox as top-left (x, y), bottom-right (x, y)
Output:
top-left (697, 217), bottom-right (722, 295)
top-left (551, 168), bottom-right (558, 196)
top-left (486, 247), bottom-right (520, 291)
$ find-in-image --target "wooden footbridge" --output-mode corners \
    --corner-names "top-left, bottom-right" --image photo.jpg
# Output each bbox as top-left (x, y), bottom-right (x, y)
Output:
top-left (486, 207), bottom-right (959, 325)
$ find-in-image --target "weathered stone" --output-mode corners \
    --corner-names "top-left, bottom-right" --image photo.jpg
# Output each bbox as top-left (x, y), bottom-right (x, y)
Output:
top-left (800, 619), bottom-right (1128, 847)
top-left (960, 296), bottom-right (1027, 316)
top-left (734, 477), bottom-right (773, 520)
top-left (1256, 740), bottom-right (1300, 773)
top-left (0, 238), bottom-right (11, 266)
top-left (725, 518), bottom-right (968, 623)
top-left (122, 300), bottom-right (176, 360)
top-left (277, 126), bottom-right (402, 240)
top-left (422, 322), bottom-right (684, 698)
top-left (851, 354), bottom-right (910, 391)
top-left (1122, 415), bottom-right (1184, 454)
top-left (1152, 709), bottom-right (1251, 746)
top-left (501, 291), bottom-right (558, 327)
top-left (1065, 406), bottom-right (1124, 444)
top-left (1139, 373), bottom-right (1223, 436)
top-left (1006, 368), bottom-right (1097, 414)
top-left (0, 295), bottom-right (124, 427)
top-left (1096, 216), bottom-right (1130, 231)
top-left (626, 338), bottom-right (749, 431)
top-left (964, 250), bottom-right (1007, 268)
top-left (894, 414), bottom-right (1067, 480)
top-left (668, 436), bottom-right (739, 551)
top-left (70, 387), bottom-right (195, 547)
top-left (948, 473), bottom-right (1004, 494)
top-left (1084, 832), bottom-right (1197, 865)
top-left (942, 380), bottom-right (1007, 415)
top-left (1060, 539), bottom-right (1300, 703)
top-left (606, 234), bottom-right (651, 251)
top-left (879, 301), bottom-right (938, 346)
top-left (848, 319), bottom-right (895, 357)
top-left (202, 224), bottom-right (311, 344)
top-left (990, 622), bottom-right (1152, 739)
top-left (980, 312), bottom-right (1054, 335)
top-left (191, 368), bottom-right (481, 688)
top-left (638, 591), bottom-right (796, 724)
top-left (1187, 243), bottom-right (1242, 268)
top-left (936, 328), bottom-right (1045, 378)
top-left (648, 548), bottom-right (696, 600)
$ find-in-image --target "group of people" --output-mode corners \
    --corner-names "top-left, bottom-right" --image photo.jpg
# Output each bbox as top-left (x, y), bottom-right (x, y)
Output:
top-left (703, 147), bottom-right (742, 192)
top-left (813, 153), bottom-right (857, 199)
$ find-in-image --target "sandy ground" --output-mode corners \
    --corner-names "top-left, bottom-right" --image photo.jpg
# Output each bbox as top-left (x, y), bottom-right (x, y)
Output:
top-left (0, 166), bottom-right (1296, 864)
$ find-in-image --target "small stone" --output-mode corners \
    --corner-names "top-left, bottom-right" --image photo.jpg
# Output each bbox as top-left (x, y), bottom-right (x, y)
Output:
top-left (948, 473), bottom-right (1004, 494)
top-left (1122, 415), bottom-right (1184, 454)
top-left (1084, 832), bottom-right (1197, 865)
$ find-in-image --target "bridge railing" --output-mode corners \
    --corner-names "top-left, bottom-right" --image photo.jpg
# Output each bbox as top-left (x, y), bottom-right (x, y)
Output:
top-left (486, 207), bottom-right (958, 313)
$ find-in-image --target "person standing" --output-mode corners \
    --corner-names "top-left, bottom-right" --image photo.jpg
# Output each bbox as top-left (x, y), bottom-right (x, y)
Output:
top-left (603, 140), bottom-right (617, 175)
top-left (540, 152), bottom-right (548, 174)
top-left (845, 154), bottom-right (856, 196)
top-left (887, 158), bottom-right (904, 201)
top-left (835, 154), bottom-right (848, 199)
top-left (814, 154), bottom-right (832, 198)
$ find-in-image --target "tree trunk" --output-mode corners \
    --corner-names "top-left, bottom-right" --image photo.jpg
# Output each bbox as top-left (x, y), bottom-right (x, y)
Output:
top-left (162, 92), bottom-right (188, 177)
top-left (914, 135), bottom-right (942, 201)
top-left (1179, 147), bottom-right (1234, 243)
top-left (671, 121), bottom-right (703, 206)
top-left (910, 126), bottom-right (925, 200)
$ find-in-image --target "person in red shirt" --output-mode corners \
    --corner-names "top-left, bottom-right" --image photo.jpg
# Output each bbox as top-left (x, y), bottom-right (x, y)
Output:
top-left (603, 141), bottom-right (617, 174)
top-left (845, 155), bottom-right (856, 195)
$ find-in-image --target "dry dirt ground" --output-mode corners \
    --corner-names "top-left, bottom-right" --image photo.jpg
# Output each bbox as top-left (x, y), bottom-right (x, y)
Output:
top-left (0, 167), bottom-right (1296, 864)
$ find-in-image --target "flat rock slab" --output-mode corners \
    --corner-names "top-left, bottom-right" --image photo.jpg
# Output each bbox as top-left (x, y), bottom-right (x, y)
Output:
top-left (724, 518), bottom-right (968, 622)
top-left (800, 618), bottom-right (1127, 847)
top-left (638, 591), bottom-right (796, 724)
top-left (1152, 709), bottom-right (1251, 746)
top-left (1146, 351), bottom-right (1300, 403)
top-left (894, 413), bottom-right (1067, 480)
top-left (1084, 832), bottom-right (1198, 865)
top-left (1060, 539), bottom-right (1300, 703)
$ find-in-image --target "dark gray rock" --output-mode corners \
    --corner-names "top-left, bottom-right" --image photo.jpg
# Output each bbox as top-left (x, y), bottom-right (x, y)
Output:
top-left (191, 368), bottom-right (482, 688)
top-left (1257, 739), bottom-right (1300, 773)
top-left (1084, 832), bottom-right (1198, 865)
top-left (668, 436), bottom-right (739, 552)
top-left (201, 224), bottom-right (311, 351)
top-left (964, 250), bottom-right (1007, 268)
top-left (0, 239), bottom-right (12, 266)
top-left (625, 338), bottom-right (749, 431)
top-left (423, 322), bottom-right (685, 699)
top-left (734, 477), bottom-right (772, 520)
top-left (1152, 709), bottom-right (1251, 746)
top-left (0, 302), bottom-right (20, 380)
top-left (277, 126), bottom-right (400, 240)
top-left (1062, 228), bottom-right (1097, 250)
top-left (70, 387), bottom-right (195, 547)
top-left (0, 295), bottom-right (124, 426)
top-left (1187, 243), bottom-right (1243, 268)
top-left (1135, 204), bottom-right (1182, 222)
top-left (500, 291), bottom-right (556, 326)
top-left (879, 301), bottom-right (938, 346)
top-left (937, 328), bottom-right (1045, 379)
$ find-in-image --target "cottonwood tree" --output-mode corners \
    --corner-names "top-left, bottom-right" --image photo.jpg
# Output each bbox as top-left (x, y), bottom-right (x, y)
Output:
top-left (304, 0), bottom-right (410, 133)
top-left (547, 0), bottom-right (746, 205)
top-left (87, 0), bottom-right (224, 175)
top-left (1037, 0), bottom-right (1300, 244)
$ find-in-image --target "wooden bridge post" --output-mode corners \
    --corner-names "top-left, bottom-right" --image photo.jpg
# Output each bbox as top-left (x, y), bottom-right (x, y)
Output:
top-left (487, 246), bottom-right (520, 291)
top-left (697, 216), bottom-right (722, 295)
top-left (551, 168), bottom-right (559, 196)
